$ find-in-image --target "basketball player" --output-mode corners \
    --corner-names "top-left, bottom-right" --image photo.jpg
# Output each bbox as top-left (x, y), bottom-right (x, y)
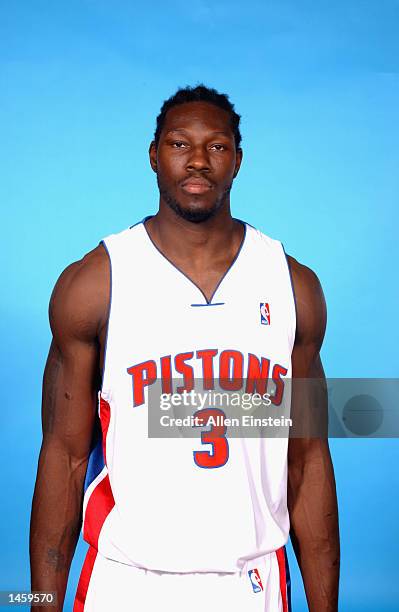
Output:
top-left (30, 85), bottom-right (340, 611)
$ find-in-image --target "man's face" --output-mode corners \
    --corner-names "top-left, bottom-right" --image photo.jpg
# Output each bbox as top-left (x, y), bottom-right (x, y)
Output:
top-left (150, 101), bottom-right (242, 223)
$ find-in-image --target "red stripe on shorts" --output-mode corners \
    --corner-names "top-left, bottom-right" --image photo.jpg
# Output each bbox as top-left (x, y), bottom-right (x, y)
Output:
top-left (74, 397), bottom-right (115, 610)
top-left (73, 546), bottom-right (97, 612)
top-left (83, 474), bottom-right (115, 544)
top-left (276, 546), bottom-right (288, 612)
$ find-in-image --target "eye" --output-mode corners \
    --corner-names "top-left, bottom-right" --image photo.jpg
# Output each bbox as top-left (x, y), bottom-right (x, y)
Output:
top-left (171, 141), bottom-right (188, 148)
top-left (210, 144), bottom-right (227, 151)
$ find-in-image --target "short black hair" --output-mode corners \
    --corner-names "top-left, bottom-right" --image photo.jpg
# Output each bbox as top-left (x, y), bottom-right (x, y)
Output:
top-left (154, 84), bottom-right (242, 149)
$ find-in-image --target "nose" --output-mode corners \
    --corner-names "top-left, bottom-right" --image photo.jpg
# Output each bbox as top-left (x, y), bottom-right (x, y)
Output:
top-left (186, 145), bottom-right (210, 172)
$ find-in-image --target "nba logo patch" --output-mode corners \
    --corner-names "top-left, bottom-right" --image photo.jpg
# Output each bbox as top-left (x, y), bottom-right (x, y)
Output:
top-left (248, 568), bottom-right (264, 593)
top-left (260, 302), bottom-right (270, 325)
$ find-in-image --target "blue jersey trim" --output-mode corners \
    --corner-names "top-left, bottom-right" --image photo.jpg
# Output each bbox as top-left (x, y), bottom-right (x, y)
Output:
top-left (129, 215), bottom-right (154, 229)
top-left (190, 302), bottom-right (225, 307)
top-left (83, 430), bottom-right (105, 492)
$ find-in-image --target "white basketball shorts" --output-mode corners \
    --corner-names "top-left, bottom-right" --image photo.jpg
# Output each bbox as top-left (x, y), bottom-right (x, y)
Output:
top-left (73, 546), bottom-right (291, 611)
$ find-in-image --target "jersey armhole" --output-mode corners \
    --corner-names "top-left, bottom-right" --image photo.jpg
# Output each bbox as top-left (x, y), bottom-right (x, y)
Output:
top-left (281, 244), bottom-right (297, 350)
top-left (99, 239), bottom-right (113, 393)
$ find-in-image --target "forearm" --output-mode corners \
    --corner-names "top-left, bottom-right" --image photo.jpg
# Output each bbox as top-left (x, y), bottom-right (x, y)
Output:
top-left (288, 441), bottom-right (340, 611)
top-left (30, 440), bottom-right (87, 611)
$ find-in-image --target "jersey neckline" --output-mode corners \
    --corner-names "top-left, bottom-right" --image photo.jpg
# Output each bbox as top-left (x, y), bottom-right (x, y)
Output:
top-left (140, 216), bottom-right (248, 305)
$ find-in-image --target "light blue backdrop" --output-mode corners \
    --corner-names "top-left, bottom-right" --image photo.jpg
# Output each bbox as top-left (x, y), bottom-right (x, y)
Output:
top-left (1, 1), bottom-right (398, 610)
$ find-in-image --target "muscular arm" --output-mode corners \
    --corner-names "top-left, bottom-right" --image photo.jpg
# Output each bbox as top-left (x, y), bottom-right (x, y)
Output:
top-left (30, 246), bottom-right (109, 610)
top-left (287, 256), bottom-right (340, 611)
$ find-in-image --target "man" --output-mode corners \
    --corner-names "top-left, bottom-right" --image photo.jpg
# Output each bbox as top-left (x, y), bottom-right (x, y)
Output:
top-left (30, 85), bottom-right (339, 611)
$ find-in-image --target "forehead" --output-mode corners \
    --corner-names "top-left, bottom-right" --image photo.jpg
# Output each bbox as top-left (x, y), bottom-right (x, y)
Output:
top-left (162, 101), bottom-right (233, 136)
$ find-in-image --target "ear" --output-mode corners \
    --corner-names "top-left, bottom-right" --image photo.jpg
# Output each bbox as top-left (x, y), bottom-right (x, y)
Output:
top-left (233, 147), bottom-right (243, 178)
top-left (149, 140), bottom-right (157, 173)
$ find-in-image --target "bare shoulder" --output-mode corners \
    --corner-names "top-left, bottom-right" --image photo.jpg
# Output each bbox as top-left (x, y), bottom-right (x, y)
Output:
top-left (50, 244), bottom-right (110, 344)
top-left (286, 255), bottom-right (326, 347)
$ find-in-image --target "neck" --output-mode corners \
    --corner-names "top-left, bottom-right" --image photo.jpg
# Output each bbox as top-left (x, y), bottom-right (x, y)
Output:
top-left (145, 200), bottom-right (242, 266)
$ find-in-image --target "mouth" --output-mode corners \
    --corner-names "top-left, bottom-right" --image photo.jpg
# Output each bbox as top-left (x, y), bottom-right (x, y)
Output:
top-left (180, 177), bottom-right (213, 195)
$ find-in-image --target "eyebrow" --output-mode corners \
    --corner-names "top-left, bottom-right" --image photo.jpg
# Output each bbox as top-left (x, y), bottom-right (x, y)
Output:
top-left (165, 128), bottom-right (231, 137)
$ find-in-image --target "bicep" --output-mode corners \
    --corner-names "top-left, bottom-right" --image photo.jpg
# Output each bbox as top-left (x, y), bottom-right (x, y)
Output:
top-left (288, 258), bottom-right (329, 462)
top-left (288, 350), bottom-right (332, 495)
top-left (41, 253), bottom-right (107, 461)
top-left (41, 338), bottom-right (99, 461)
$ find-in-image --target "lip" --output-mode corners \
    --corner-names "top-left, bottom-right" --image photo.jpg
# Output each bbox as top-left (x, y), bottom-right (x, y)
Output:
top-left (180, 177), bottom-right (213, 195)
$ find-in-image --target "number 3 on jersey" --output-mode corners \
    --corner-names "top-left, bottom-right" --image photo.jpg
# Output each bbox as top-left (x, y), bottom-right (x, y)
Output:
top-left (193, 408), bottom-right (229, 468)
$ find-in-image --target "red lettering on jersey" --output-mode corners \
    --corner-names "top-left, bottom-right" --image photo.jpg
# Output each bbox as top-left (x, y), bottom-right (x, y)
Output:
top-left (219, 350), bottom-right (243, 391)
top-left (160, 355), bottom-right (172, 394)
top-left (271, 363), bottom-right (288, 406)
top-left (126, 351), bottom-right (289, 410)
top-left (246, 354), bottom-right (270, 394)
top-left (193, 408), bottom-right (229, 468)
top-left (127, 360), bottom-right (157, 407)
top-left (175, 352), bottom-right (194, 393)
top-left (196, 349), bottom-right (218, 390)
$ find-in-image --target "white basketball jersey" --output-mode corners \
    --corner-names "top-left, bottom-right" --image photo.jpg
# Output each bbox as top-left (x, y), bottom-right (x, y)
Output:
top-left (82, 218), bottom-right (296, 573)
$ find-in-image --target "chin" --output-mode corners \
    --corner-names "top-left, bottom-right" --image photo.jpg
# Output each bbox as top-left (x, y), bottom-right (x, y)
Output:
top-left (173, 203), bottom-right (218, 224)
top-left (166, 195), bottom-right (223, 224)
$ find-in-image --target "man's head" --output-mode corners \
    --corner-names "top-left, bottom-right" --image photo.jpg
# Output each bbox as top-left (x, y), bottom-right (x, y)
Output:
top-left (149, 85), bottom-right (243, 223)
